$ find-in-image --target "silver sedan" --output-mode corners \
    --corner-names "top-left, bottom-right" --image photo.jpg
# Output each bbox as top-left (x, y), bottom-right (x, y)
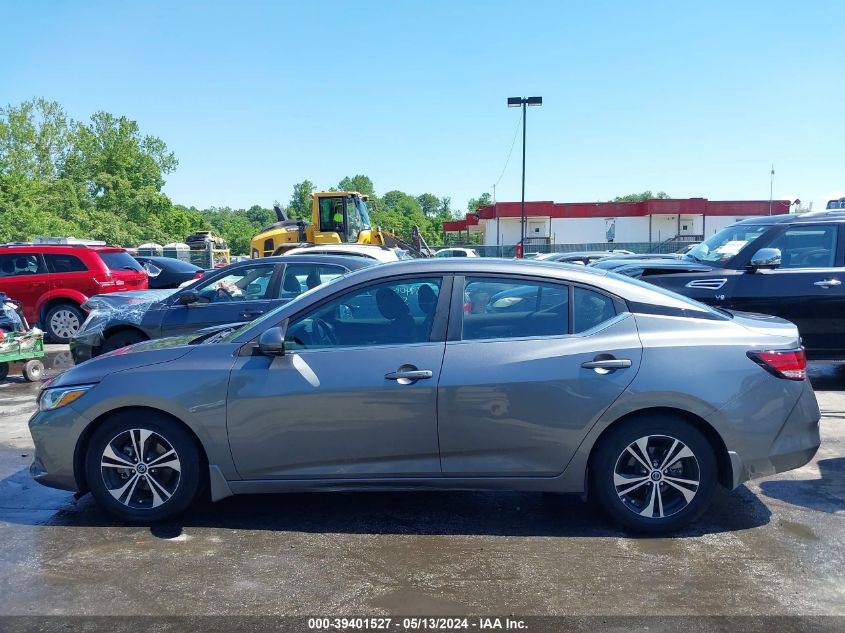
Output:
top-left (28, 259), bottom-right (820, 534)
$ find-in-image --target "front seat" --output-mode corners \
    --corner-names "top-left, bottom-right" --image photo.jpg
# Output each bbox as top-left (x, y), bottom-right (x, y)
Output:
top-left (305, 270), bottom-right (322, 289)
top-left (376, 287), bottom-right (415, 344)
top-left (283, 274), bottom-right (302, 297)
top-left (416, 284), bottom-right (438, 339)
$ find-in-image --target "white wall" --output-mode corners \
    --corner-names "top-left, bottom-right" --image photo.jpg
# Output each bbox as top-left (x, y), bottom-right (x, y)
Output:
top-left (479, 214), bottom-right (763, 245)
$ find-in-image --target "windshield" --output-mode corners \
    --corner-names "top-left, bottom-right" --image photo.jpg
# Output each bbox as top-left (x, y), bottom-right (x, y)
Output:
top-left (345, 197), bottom-right (372, 243)
top-left (686, 224), bottom-right (768, 266)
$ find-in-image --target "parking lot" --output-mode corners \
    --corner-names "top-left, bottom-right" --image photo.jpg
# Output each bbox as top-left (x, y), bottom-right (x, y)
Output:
top-left (0, 345), bottom-right (841, 618)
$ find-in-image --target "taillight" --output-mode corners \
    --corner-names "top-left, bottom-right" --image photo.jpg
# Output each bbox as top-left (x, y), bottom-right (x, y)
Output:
top-left (747, 348), bottom-right (806, 380)
top-left (193, 272), bottom-right (204, 280)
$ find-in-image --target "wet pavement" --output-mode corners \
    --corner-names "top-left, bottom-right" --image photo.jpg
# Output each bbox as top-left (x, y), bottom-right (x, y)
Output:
top-left (0, 346), bottom-right (842, 617)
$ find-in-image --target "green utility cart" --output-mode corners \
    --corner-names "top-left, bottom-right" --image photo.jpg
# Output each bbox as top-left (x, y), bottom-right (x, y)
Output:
top-left (0, 330), bottom-right (45, 382)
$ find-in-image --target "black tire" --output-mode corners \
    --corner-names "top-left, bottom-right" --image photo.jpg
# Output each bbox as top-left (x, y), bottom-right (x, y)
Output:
top-left (0, 362), bottom-right (8, 381)
top-left (590, 414), bottom-right (717, 535)
top-left (101, 329), bottom-right (147, 354)
top-left (44, 303), bottom-right (84, 343)
top-left (85, 412), bottom-right (203, 523)
top-left (22, 359), bottom-right (44, 382)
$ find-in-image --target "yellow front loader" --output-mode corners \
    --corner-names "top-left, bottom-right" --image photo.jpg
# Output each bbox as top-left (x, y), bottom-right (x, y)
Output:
top-left (249, 191), bottom-right (430, 258)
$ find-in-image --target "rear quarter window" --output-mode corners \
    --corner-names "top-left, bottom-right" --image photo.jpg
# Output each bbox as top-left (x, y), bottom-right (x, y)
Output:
top-left (98, 251), bottom-right (144, 272)
top-left (45, 254), bottom-right (88, 273)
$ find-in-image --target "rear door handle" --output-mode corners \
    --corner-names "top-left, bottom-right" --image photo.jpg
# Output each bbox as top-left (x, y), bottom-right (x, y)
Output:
top-left (581, 359), bottom-right (632, 370)
top-left (814, 279), bottom-right (841, 288)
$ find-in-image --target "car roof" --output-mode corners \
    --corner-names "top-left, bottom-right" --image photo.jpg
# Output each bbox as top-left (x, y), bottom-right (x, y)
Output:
top-left (226, 254), bottom-right (375, 269)
top-left (284, 245), bottom-right (400, 261)
top-left (735, 211), bottom-right (845, 226)
top-left (133, 256), bottom-right (203, 271)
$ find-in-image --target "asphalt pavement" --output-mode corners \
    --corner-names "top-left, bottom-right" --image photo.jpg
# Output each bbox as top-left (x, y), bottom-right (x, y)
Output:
top-left (0, 345), bottom-right (842, 621)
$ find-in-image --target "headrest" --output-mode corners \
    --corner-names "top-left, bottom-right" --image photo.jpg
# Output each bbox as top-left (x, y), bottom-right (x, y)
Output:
top-left (376, 287), bottom-right (410, 320)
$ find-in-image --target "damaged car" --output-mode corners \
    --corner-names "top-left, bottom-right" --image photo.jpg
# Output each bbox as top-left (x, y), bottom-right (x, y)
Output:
top-left (69, 255), bottom-right (373, 363)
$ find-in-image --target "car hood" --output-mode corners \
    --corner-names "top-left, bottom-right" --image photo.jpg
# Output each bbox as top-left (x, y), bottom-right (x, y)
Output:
top-left (47, 336), bottom-right (196, 388)
top-left (604, 258), bottom-right (715, 272)
top-left (83, 289), bottom-right (176, 311)
top-left (79, 289), bottom-right (176, 334)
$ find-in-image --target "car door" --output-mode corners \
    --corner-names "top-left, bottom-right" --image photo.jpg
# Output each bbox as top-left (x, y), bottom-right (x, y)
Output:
top-left (226, 275), bottom-right (450, 479)
top-left (728, 223), bottom-right (845, 357)
top-left (437, 275), bottom-right (642, 476)
top-left (159, 263), bottom-right (282, 336)
top-left (0, 251), bottom-right (49, 324)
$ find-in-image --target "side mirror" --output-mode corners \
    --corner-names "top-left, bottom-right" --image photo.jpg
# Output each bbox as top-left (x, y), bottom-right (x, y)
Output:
top-left (258, 323), bottom-right (287, 357)
top-left (178, 291), bottom-right (199, 305)
top-left (748, 247), bottom-right (782, 271)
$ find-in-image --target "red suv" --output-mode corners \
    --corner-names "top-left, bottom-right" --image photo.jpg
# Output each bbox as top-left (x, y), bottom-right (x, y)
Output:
top-left (0, 240), bottom-right (148, 343)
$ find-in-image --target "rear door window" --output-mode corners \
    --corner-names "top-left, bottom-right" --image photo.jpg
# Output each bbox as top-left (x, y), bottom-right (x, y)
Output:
top-left (280, 264), bottom-right (346, 300)
top-left (462, 277), bottom-right (570, 341)
top-left (574, 287), bottom-right (617, 333)
top-left (45, 254), bottom-right (88, 273)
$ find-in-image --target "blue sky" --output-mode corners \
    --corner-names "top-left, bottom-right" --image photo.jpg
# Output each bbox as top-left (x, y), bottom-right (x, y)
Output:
top-left (2, 1), bottom-right (843, 214)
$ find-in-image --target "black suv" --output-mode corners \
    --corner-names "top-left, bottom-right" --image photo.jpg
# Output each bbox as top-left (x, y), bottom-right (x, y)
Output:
top-left (595, 212), bottom-right (845, 360)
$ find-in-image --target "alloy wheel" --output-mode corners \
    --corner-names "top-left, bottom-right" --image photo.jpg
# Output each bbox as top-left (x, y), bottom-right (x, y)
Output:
top-left (100, 428), bottom-right (182, 509)
top-left (613, 434), bottom-right (700, 519)
top-left (49, 309), bottom-right (80, 339)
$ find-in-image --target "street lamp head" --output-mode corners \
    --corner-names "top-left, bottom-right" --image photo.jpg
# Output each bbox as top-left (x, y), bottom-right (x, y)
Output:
top-left (507, 97), bottom-right (522, 107)
top-left (526, 96), bottom-right (543, 106)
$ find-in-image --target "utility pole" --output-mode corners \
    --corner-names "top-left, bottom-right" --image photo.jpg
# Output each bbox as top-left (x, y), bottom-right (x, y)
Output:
top-left (769, 164), bottom-right (775, 215)
top-left (507, 96), bottom-right (542, 257)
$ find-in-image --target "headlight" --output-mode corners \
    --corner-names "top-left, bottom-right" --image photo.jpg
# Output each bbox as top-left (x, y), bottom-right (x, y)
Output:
top-left (38, 385), bottom-right (94, 411)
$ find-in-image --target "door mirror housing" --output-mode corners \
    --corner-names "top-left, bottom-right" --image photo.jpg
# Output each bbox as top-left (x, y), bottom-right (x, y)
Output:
top-left (748, 248), bottom-right (782, 271)
top-left (178, 291), bottom-right (199, 305)
top-left (258, 322), bottom-right (287, 356)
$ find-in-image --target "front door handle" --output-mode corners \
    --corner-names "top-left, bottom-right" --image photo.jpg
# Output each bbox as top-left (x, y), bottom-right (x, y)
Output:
top-left (385, 365), bottom-right (433, 385)
top-left (240, 310), bottom-right (265, 319)
top-left (385, 370), bottom-right (433, 380)
top-left (581, 359), bottom-right (632, 369)
top-left (814, 279), bottom-right (841, 288)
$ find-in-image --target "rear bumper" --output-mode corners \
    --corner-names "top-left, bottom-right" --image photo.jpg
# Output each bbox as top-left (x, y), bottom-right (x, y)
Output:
top-left (729, 380), bottom-right (821, 488)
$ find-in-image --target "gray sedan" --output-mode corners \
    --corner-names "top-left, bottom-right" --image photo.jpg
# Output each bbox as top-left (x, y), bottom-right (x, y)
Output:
top-left (28, 259), bottom-right (820, 533)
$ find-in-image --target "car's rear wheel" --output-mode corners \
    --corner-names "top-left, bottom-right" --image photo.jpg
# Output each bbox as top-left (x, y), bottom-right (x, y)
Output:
top-left (101, 330), bottom-right (147, 354)
top-left (85, 412), bottom-right (202, 522)
top-left (44, 304), bottom-right (83, 343)
top-left (591, 414), bottom-right (717, 534)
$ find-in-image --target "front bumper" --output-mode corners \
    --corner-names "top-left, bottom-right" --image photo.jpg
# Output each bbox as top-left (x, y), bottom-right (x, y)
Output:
top-left (729, 380), bottom-right (821, 488)
top-left (69, 331), bottom-right (103, 365)
top-left (28, 404), bottom-right (91, 493)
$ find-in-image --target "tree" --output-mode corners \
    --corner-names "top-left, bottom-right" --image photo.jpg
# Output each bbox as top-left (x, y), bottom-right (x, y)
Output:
top-left (467, 192), bottom-right (492, 214)
top-left (288, 180), bottom-right (315, 219)
top-left (338, 175), bottom-right (375, 199)
top-left (416, 193), bottom-right (441, 217)
top-left (612, 191), bottom-right (670, 202)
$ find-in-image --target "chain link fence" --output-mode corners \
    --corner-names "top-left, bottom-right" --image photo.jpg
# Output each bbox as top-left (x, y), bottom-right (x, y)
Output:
top-left (431, 241), bottom-right (694, 258)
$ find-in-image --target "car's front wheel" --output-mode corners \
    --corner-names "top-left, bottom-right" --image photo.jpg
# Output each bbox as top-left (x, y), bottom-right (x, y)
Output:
top-left (85, 412), bottom-right (202, 522)
top-left (591, 414), bottom-right (717, 534)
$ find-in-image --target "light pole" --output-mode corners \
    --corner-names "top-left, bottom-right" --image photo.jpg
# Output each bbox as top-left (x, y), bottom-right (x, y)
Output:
top-left (507, 96), bottom-right (542, 257)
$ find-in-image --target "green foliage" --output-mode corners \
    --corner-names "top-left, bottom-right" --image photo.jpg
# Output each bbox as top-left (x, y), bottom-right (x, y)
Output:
top-left (612, 191), bottom-right (670, 202)
top-left (337, 175), bottom-right (375, 199)
top-left (467, 192), bottom-right (492, 213)
top-left (0, 96), bottom-right (457, 252)
top-left (288, 180), bottom-right (315, 219)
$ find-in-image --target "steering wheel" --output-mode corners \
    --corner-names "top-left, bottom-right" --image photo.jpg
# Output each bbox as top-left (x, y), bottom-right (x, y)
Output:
top-left (312, 318), bottom-right (338, 346)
